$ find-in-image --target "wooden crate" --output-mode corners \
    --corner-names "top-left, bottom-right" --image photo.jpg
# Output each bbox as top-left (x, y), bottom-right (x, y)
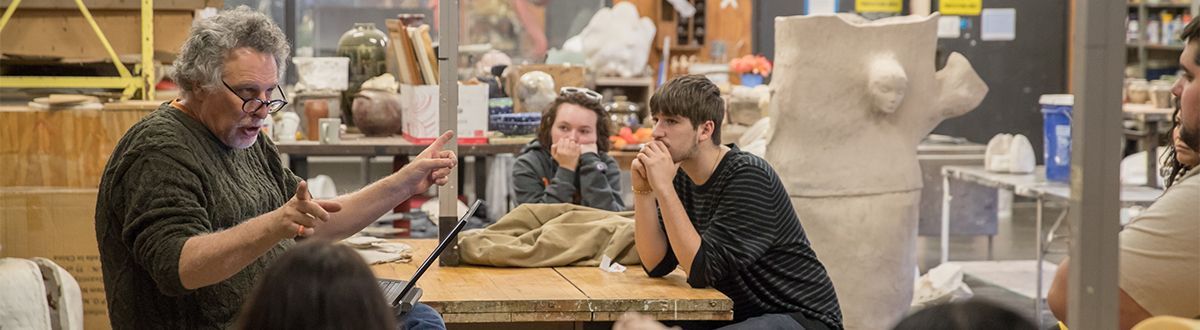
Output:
top-left (0, 188), bottom-right (109, 330)
top-left (505, 64), bottom-right (587, 113)
top-left (0, 105), bottom-right (154, 188)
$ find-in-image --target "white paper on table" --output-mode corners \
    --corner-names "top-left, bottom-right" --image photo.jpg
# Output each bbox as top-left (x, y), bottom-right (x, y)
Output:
top-left (600, 255), bottom-right (627, 273)
top-left (357, 249), bottom-right (411, 265)
top-left (980, 8), bottom-right (1016, 41)
top-left (938, 16), bottom-right (962, 39)
top-left (343, 235), bottom-right (387, 249)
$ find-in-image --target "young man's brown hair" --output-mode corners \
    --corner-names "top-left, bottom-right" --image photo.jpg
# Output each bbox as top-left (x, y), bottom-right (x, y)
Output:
top-left (649, 75), bottom-right (726, 144)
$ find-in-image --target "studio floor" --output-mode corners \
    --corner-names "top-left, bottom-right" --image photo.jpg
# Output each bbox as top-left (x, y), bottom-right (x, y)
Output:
top-left (916, 198), bottom-right (1068, 327)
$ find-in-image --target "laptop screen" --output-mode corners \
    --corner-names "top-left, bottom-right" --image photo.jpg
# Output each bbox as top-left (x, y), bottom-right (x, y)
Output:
top-left (391, 199), bottom-right (482, 306)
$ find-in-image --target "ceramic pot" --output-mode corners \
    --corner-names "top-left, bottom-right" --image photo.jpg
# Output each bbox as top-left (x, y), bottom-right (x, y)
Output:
top-left (605, 95), bottom-right (641, 132)
top-left (304, 100), bottom-right (330, 140)
top-left (1127, 80), bottom-right (1150, 104)
top-left (351, 90), bottom-right (403, 137)
top-left (337, 23), bottom-right (389, 127)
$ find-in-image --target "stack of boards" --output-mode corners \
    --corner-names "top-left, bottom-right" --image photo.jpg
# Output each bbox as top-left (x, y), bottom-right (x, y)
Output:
top-left (28, 94), bottom-right (103, 110)
top-left (385, 20), bottom-right (439, 86)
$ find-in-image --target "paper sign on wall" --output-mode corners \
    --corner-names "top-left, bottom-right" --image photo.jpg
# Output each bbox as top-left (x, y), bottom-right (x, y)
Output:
top-left (940, 0), bottom-right (983, 16)
top-left (938, 16), bottom-right (962, 39)
top-left (807, 0), bottom-right (838, 15)
top-left (981, 8), bottom-right (1016, 41)
top-left (856, 0), bottom-right (902, 13)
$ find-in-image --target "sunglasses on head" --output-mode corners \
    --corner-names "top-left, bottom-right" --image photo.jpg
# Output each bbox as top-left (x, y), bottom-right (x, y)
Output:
top-left (559, 87), bottom-right (603, 103)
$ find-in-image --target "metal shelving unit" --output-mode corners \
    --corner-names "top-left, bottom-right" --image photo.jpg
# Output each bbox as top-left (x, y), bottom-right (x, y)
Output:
top-left (1127, 1), bottom-right (1199, 78)
top-left (0, 0), bottom-right (155, 100)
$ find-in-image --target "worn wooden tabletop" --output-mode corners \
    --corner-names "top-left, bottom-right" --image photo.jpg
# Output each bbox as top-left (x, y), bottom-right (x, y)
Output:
top-left (275, 136), bottom-right (525, 156)
top-left (371, 239), bottom-right (733, 324)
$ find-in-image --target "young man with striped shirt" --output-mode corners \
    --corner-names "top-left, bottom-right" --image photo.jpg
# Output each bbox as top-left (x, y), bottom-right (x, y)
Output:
top-left (633, 75), bottom-right (843, 329)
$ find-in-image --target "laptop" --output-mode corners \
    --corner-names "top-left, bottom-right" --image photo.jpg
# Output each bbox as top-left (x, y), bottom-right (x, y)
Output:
top-left (378, 199), bottom-right (482, 317)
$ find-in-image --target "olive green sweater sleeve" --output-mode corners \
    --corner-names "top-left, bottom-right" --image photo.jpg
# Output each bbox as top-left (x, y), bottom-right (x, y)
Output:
top-left (119, 147), bottom-right (212, 297)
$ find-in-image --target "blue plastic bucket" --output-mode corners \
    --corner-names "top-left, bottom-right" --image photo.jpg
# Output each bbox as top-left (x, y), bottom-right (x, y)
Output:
top-left (740, 73), bottom-right (764, 87)
top-left (1039, 94), bottom-right (1073, 182)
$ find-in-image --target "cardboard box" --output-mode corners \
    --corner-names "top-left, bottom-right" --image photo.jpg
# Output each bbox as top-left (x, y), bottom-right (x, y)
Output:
top-left (0, 9), bottom-right (195, 61)
top-left (0, 188), bottom-right (110, 330)
top-left (400, 84), bottom-right (489, 144)
top-left (0, 106), bottom-right (153, 188)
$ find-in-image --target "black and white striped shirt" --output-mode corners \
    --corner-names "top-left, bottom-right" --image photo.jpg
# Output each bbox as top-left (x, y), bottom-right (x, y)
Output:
top-left (645, 145), bottom-right (843, 329)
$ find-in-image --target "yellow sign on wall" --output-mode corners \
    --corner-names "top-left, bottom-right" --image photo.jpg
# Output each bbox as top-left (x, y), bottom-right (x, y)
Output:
top-left (940, 0), bottom-right (983, 16)
top-left (856, 0), bottom-right (902, 13)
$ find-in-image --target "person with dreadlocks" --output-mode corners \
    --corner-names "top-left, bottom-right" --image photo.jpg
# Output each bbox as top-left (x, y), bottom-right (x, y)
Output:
top-left (1048, 18), bottom-right (1200, 329)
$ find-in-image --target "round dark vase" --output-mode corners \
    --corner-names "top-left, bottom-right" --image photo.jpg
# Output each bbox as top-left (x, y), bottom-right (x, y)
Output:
top-left (337, 22), bottom-right (389, 128)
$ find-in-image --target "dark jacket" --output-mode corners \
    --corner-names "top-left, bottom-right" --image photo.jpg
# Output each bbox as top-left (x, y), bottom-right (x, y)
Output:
top-left (512, 140), bottom-right (625, 211)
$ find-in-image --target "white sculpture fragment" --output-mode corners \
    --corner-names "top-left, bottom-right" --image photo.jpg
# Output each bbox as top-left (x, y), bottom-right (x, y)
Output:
top-left (564, 2), bottom-right (656, 78)
top-left (765, 14), bottom-right (988, 330)
top-left (985, 133), bottom-right (1036, 174)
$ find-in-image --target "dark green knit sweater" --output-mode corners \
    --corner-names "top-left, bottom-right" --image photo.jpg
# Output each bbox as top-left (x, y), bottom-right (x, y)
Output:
top-left (95, 103), bottom-right (300, 329)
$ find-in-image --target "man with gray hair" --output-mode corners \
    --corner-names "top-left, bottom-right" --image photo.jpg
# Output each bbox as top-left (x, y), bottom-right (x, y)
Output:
top-left (95, 6), bottom-right (453, 329)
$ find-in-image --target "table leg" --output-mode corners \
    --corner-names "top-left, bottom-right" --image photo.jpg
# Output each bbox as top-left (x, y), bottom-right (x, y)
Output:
top-left (362, 156), bottom-right (371, 187)
top-left (940, 173), bottom-right (952, 265)
top-left (1036, 197), bottom-right (1045, 330)
top-left (391, 156), bottom-right (413, 238)
top-left (289, 155), bottom-right (309, 179)
top-left (463, 156), bottom-right (476, 203)
top-left (987, 235), bottom-right (994, 261)
top-left (1145, 119), bottom-right (1160, 189)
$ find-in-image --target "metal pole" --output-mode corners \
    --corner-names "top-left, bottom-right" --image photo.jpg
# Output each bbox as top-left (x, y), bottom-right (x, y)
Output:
top-left (939, 173), bottom-right (951, 265)
top-left (437, 0), bottom-right (461, 266)
top-left (284, 0), bottom-right (297, 86)
top-left (1035, 198), bottom-right (1044, 329)
top-left (1066, 0), bottom-right (1124, 328)
top-left (142, 0), bottom-right (154, 100)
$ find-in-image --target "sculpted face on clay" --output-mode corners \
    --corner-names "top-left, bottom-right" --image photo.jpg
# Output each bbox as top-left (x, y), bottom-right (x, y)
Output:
top-left (868, 55), bottom-right (908, 114)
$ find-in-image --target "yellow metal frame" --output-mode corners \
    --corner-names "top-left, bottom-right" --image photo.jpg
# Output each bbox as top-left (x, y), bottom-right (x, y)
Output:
top-left (0, 0), bottom-right (155, 100)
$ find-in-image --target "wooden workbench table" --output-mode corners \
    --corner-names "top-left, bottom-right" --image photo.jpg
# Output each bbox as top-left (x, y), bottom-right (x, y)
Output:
top-left (371, 239), bottom-right (733, 325)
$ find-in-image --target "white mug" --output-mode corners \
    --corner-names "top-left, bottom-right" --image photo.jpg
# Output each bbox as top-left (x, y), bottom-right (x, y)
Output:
top-left (276, 112), bottom-right (300, 142)
top-left (319, 118), bottom-right (342, 144)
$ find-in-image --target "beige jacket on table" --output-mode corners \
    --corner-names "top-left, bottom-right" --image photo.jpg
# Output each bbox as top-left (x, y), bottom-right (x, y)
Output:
top-left (458, 203), bottom-right (640, 267)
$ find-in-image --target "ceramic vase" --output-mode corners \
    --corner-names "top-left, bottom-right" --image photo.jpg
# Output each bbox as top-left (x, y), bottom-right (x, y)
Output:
top-left (351, 90), bottom-right (403, 137)
top-left (337, 23), bottom-right (389, 128)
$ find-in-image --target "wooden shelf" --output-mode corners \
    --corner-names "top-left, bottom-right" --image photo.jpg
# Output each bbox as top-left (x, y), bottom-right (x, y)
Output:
top-left (594, 76), bottom-right (655, 87)
top-left (673, 44), bottom-right (704, 52)
top-left (1127, 43), bottom-right (1186, 51)
top-left (1128, 2), bottom-right (1192, 9)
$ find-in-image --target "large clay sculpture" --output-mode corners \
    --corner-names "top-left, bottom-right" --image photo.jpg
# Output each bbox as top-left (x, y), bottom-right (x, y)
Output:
top-left (765, 14), bottom-right (987, 330)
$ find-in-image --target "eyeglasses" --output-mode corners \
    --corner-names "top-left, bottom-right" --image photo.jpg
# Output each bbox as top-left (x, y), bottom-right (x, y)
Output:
top-left (559, 87), bottom-right (603, 103)
top-left (223, 80), bottom-right (289, 114)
